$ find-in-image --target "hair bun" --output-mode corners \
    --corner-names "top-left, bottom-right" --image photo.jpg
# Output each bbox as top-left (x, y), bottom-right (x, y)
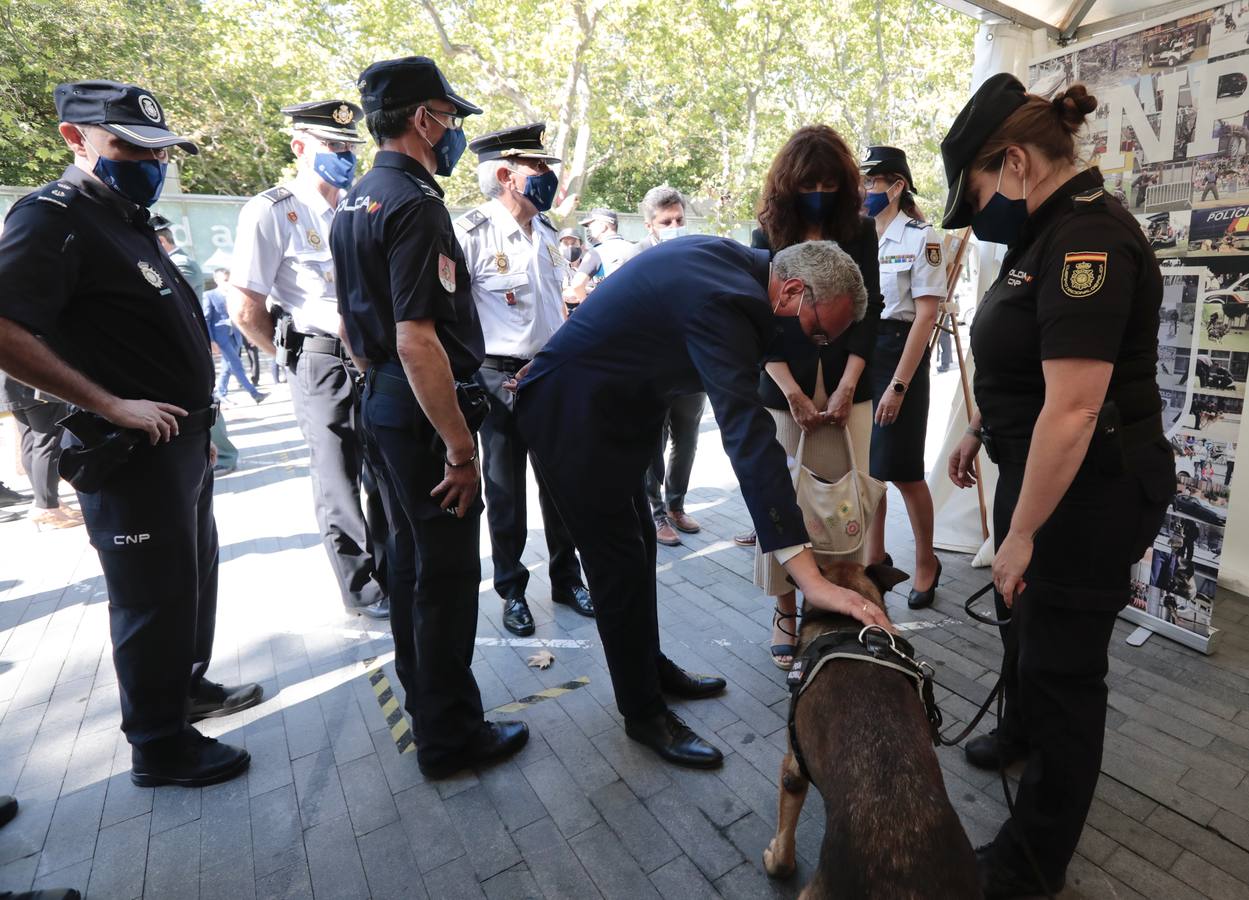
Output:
top-left (1052, 84), bottom-right (1097, 132)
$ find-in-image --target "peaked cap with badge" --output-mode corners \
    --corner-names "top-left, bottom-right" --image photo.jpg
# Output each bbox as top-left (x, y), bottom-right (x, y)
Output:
top-left (281, 99), bottom-right (365, 143)
top-left (469, 123), bottom-right (561, 164)
top-left (54, 80), bottom-right (198, 154)
top-left (860, 145), bottom-right (917, 193)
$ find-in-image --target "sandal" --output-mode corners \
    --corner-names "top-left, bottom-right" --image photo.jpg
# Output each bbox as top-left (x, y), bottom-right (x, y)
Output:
top-left (771, 606), bottom-right (799, 671)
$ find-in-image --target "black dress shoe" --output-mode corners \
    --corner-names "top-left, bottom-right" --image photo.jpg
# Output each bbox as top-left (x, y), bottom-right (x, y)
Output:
top-left (347, 597), bottom-right (390, 619)
top-left (625, 710), bottom-right (723, 768)
top-left (965, 729), bottom-right (1028, 771)
top-left (908, 559), bottom-right (942, 609)
top-left (419, 721), bottom-right (529, 779)
top-left (657, 657), bottom-right (726, 699)
top-left (976, 843), bottom-right (1064, 899)
top-left (189, 679), bottom-right (264, 722)
top-left (131, 727), bottom-right (250, 787)
top-left (503, 597), bottom-right (535, 636)
top-left (0, 794), bottom-right (16, 829)
top-left (553, 585), bottom-right (595, 617)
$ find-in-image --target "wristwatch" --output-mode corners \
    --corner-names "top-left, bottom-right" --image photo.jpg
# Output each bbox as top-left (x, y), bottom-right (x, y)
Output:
top-left (891, 379), bottom-right (908, 395)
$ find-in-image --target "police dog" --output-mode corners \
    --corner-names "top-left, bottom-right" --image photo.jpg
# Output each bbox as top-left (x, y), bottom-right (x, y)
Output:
top-left (762, 560), bottom-right (981, 899)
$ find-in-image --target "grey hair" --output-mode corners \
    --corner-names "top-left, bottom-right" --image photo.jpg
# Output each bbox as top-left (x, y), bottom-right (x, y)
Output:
top-left (640, 185), bottom-right (686, 222)
top-left (478, 158), bottom-right (518, 198)
top-left (772, 240), bottom-right (868, 322)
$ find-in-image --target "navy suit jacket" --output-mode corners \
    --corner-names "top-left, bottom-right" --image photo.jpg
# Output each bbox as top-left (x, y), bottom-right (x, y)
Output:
top-left (516, 235), bottom-right (808, 553)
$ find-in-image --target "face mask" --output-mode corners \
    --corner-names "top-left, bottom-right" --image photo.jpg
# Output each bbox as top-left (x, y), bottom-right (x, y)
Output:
top-left (422, 116), bottom-right (468, 177)
top-left (521, 170), bottom-right (559, 212)
top-left (863, 190), bottom-right (891, 218)
top-left (86, 135), bottom-right (166, 207)
top-left (559, 244), bottom-right (582, 263)
top-left (797, 191), bottom-right (836, 225)
top-left (313, 151), bottom-right (356, 190)
top-left (657, 225), bottom-right (689, 241)
top-left (971, 164), bottom-right (1029, 246)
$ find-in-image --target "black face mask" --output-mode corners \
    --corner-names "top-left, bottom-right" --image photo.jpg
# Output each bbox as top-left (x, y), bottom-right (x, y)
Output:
top-left (559, 244), bottom-right (582, 263)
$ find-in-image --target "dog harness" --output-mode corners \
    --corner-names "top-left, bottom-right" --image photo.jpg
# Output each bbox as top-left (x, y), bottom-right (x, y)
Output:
top-left (786, 624), bottom-right (942, 782)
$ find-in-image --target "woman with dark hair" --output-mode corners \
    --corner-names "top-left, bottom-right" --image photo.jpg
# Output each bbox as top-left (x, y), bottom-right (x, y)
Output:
top-left (751, 125), bottom-right (883, 669)
top-left (943, 75), bottom-right (1174, 897)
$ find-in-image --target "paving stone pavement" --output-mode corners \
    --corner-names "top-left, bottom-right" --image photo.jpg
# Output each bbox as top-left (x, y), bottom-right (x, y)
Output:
top-left (1, 378), bottom-right (1248, 898)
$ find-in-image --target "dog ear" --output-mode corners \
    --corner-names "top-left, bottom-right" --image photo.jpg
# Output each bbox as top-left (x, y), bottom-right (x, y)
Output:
top-left (864, 563), bottom-right (911, 597)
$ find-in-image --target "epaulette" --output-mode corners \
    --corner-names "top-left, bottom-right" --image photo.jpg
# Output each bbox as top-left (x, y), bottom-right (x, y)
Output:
top-left (260, 186), bottom-right (293, 204)
top-left (1072, 188), bottom-right (1106, 206)
top-left (904, 218), bottom-right (927, 229)
top-left (454, 208), bottom-right (489, 232)
top-left (29, 180), bottom-right (81, 211)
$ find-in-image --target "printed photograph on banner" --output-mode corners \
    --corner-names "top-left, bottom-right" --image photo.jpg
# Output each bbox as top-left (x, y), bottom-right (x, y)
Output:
top-left (1171, 347), bottom-right (1249, 398)
top-left (1210, 3), bottom-right (1249, 61)
top-left (1158, 273), bottom-right (1199, 345)
top-left (1130, 565), bottom-right (1216, 634)
top-left (1172, 431), bottom-right (1236, 491)
top-left (1142, 11), bottom-right (1213, 73)
top-left (1155, 510), bottom-right (1224, 570)
top-left (1137, 210), bottom-right (1191, 256)
top-left (1199, 290), bottom-right (1249, 353)
top-left (1188, 202), bottom-right (1249, 252)
top-left (1184, 389), bottom-right (1243, 442)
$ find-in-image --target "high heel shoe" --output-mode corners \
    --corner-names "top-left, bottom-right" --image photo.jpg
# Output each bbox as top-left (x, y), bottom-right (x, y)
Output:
top-left (908, 557), bottom-right (942, 609)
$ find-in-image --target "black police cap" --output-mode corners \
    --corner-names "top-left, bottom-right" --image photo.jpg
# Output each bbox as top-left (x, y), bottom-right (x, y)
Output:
top-left (860, 145), bottom-right (917, 193)
top-left (54, 80), bottom-right (198, 154)
top-left (148, 214), bottom-right (174, 232)
top-left (280, 99), bottom-right (365, 144)
top-left (470, 123), bottom-right (561, 164)
top-left (940, 73), bottom-right (1029, 229)
top-left (357, 56), bottom-right (482, 118)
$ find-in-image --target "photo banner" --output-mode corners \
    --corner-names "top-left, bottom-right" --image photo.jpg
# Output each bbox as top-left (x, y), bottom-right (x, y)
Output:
top-left (1029, 2), bottom-right (1249, 652)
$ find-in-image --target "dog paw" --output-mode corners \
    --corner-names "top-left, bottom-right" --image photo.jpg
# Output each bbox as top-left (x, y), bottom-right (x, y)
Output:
top-left (763, 842), bottom-right (795, 879)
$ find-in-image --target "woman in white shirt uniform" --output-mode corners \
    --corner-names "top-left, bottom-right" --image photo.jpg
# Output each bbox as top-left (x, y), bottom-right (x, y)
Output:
top-left (861, 146), bottom-right (946, 608)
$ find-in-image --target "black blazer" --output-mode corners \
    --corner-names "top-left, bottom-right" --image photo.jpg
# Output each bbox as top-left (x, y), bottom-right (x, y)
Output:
top-left (516, 236), bottom-right (808, 553)
top-left (752, 220), bottom-right (883, 410)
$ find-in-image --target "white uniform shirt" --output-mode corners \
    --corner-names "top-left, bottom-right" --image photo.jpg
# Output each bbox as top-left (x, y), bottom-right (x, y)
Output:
top-left (876, 213), bottom-right (946, 322)
top-left (455, 198), bottom-right (570, 359)
top-left (232, 176), bottom-right (342, 337)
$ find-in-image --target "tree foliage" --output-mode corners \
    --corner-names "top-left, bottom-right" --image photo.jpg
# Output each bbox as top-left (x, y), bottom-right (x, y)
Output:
top-left (0, 0), bottom-right (975, 226)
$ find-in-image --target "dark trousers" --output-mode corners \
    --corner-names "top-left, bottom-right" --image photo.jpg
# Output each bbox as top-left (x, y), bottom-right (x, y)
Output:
top-left (77, 433), bottom-right (218, 746)
top-left (645, 392), bottom-right (706, 520)
top-left (288, 348), bottom-right (386, 610)
top-left (937, 326), bottom-right (953, 370)
top-left (361, 381), bottom-right (484, 765)
top-left (13, 400), bottom-right (68, 509)
top-left (476, 361), bottom-right (582, 600)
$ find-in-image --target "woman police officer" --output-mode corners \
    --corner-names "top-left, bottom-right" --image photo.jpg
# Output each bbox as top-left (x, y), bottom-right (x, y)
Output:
top-left (942, 74), bottom-right (1174, 897)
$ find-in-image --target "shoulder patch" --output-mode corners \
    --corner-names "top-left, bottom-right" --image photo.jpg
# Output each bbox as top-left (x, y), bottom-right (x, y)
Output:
top-left (454, 209), bottom-right (489, 232)
top-left (28, 180), bottom-right (81, 211)
top-left (1060, 251), bottom-right (1108, 298)
top-left (925, 243), bottom-right (942, 266)
top-left (260, 186), bottom-right (294, 204)
top-left (904, 218), bottom-right (926, 229)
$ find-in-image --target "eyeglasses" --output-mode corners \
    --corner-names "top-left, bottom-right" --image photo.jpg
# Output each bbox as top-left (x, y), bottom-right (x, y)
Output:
top-left (422, 107), bottom-right (464, 131)
top-left (804, 289), bottom-right (833, 347)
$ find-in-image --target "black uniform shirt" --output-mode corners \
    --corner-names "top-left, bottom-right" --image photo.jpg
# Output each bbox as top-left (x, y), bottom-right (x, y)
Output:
top-left (970, 168), bottom-right (1163, 439)
top-left (330, 151), bottom-right (483, 379)
top-left (0, 166), bottom-right (213, 411)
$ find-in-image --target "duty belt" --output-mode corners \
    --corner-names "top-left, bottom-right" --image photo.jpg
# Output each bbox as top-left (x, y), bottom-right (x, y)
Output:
top-left (786, 623), bottom-right (941, 782)
top-left (480, 354), bottom-right (531, 371)
top-left (366, 362), bottom-right (411, 399)
top-left (982, 410), bottom-right (1163, 467)
top-left (175, 403), bottom-right (219, 437)
top-left (297, 333), bottom-right (342, 356)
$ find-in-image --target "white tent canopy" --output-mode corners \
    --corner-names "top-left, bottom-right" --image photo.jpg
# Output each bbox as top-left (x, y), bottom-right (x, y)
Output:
top-left (936, 0), bottom-right (1205, 40)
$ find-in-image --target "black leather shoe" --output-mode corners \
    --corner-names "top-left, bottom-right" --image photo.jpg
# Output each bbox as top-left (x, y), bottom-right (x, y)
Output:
top-left (657, 657), bottom-right (726, 699)
top-left (419, 721), bottom-right (530, 779)
top-left (625, 710), bottom-right (723, 768)
top-left (503, 597), bottom-right (535, 636)
top-left (0, 794), bottom-right (16, 829)
top-left (965, 729), bottom-right (1028, 771)
top-left (908, 559), bottom-right (942, 609)
top-left (553, 585), bottom-right (595, 617)
top-left (189, 679), bottom-right (264, 722)
top-left (976, 843), bottom-right (1064, 899)
top-left (347, 597), bottom-right (390, 619)
top-left (131, 728), bottom-right (250, 787)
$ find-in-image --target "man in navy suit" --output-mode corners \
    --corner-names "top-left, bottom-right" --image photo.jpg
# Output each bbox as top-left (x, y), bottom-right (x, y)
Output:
top-left (514, 236), bottom-right (893, 767)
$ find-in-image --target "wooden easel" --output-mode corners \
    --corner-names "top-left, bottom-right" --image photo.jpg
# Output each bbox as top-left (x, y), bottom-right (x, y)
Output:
top-left (928, 227), bottom-right (989, 541)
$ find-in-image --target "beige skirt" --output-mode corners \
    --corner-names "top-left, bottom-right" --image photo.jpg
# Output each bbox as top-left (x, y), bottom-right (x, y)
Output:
top-left (753, 399), bottom-right (873, 595)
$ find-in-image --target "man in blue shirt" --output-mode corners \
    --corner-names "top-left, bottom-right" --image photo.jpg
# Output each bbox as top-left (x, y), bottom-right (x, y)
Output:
top-left (202, 267), bottom-right (265, 403)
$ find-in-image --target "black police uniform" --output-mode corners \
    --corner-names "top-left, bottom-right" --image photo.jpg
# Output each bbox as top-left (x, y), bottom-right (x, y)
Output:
top-left (0, 164), bottom-right (221, 747)
top-left (331, 140), bottom-right (493, 769)
top-left (967, 168), bottom-right (1175, 884)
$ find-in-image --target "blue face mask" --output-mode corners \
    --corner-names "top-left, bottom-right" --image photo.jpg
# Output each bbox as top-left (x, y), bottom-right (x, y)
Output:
top-left (797, 191), bottom-right (837, 224)
top-left (427, 125), bottom-right (467, 177)
top-left (657, 225), bottom-right (689, 241)
top-left (522, 170), bottom-right (560, 212)
top-left (863, 190), bottom-right (891, 218)
top-left (313, 151), bottom-right (356, 190)
top-left (971, 165), bottom-right (1029, 246)
top-left (90, 141), bottom-right (167, 208)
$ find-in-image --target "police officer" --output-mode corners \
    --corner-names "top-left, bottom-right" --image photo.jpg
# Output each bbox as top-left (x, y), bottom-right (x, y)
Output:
top-left (230, 98), bottom-right (389, 619)
top-left (331, 55), bottom-right (528, 779)
top-left (859, 146), bottom-right (945, 609)
top-left (0, 81), bottom-right (260, 786)
top-left (454, 124), bottom-right (592, 636)
top-left (942, 74), bottom-right (1175, 897)
top-left (563, 208), bottom-right (636, 303)
top-left (514, 237), bottom-right (893, 767)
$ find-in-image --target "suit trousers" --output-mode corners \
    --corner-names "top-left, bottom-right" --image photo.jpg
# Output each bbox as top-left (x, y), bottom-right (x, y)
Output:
top-left (645, 392), bottom-right (706, 519)
top-left (288, 348), bottom-right (387, 610)
top-left (361, 381), bottom-right (485, 766)
top-left (13, 400), bottom-right (68, 509)
top-left (77, 433), bottom-right (217, 746)
top-left (475, 361), bottom-right (583, 600)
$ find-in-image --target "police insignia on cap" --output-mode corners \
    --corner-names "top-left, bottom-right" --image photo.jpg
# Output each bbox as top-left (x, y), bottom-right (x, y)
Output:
top-left (138, 260), bottom-right (164, 289)
top-left (925, 243), bottom-right (942, 267)
top-left (332, 104), bottom-right (354, 125)
top-left (861, 147), bottom-right (872, 162)
top-left (1060, 251), bottom-right (1107, 298)
top-left (438, 253), bottom-right (456, 292)
top-left (138, 95), bottom-right (162, 123)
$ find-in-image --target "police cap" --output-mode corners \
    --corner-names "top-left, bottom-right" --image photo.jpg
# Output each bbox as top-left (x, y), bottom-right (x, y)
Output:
top-left (280, 99), bottom-right (365, 144)
top-left (940, 73), bottom-right (1028, 229)
top-left (557, 227), bottom-right (579, 241)
top-left (578, 207), bottom-right (617, 227)
top-left (860, 146), bottom-right (917, 193)
top-left (470, 123), bottom-right (561, 164)
top-left (357, 56), bottom-right (482, 118)
top-left (54, 80), bottom-right (198, 154)
top-left (148, 214), bottom-right (174, 233)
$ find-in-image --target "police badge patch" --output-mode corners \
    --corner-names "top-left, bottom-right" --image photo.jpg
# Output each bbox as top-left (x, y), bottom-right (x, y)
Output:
top-left (438, 253), bottom-right (456, 292)
top-left (1060, 251), bottom-right (1107, 298)
top-left (137, 260), bottom-right (164, 289)
top-left (925, 243), bottom-right (942, 266)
